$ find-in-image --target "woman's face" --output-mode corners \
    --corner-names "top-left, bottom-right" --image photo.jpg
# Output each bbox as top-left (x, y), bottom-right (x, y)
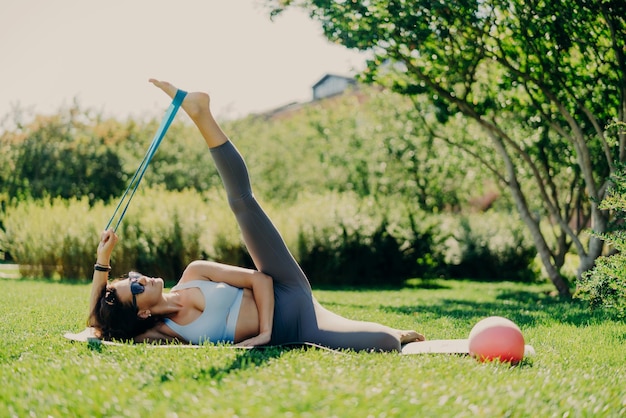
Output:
top-left (113, 273), bottom-right (164, 314)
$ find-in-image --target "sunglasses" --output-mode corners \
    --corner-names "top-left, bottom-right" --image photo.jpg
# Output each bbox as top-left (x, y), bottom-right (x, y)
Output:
top-left (128, 272), bottom-right (146, 312)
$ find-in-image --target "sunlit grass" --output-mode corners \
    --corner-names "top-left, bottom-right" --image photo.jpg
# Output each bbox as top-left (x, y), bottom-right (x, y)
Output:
top-left (0, 278), bottom-right (624, 417)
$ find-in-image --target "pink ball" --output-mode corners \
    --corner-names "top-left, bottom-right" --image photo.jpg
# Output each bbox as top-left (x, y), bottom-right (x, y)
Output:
top-left (468, 316), bottom-right (525, 364)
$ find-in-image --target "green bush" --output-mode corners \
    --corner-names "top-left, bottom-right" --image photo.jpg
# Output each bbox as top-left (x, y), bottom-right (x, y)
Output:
top-left (2, 189), bottom-right (538, 286)
top-left (0, 189), bottom-right (212, 281)
top-left (577, 247), bottom-right (626, 317)
top-left (0, 196), bottom-right (101, 279)
top-left (0, 111), bottom-right (127, 204)
top-left (443, 212), bottom-right (538, 282)
top-left (263, 191), bottom-right (444, 286)
top-left (0, 189), bottom-right (445, 286)
top-left (296, 217), bottom-right (442, 287)
top-left (576, 163), bottom-right (626, 318)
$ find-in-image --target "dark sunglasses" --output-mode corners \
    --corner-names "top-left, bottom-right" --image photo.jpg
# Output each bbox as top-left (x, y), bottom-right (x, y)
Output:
top-left (128, 272), bottom-right (145, 312)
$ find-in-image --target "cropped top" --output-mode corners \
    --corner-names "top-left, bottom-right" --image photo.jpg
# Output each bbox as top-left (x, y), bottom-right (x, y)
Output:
top-left (163, 280), bottom-right (243, 344)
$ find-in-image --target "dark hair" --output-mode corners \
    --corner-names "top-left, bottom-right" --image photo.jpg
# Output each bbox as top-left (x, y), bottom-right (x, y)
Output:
top-left (90, 279), bottom-right (160, 341)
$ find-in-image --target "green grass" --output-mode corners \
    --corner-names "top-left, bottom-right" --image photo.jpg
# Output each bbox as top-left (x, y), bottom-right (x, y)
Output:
top-left (1, 278), bottom-right (624, 417)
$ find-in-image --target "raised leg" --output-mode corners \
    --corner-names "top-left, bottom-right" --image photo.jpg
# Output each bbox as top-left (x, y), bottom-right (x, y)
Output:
top-left (149, 79), bottom-right (227, 149)
top-left (149, 79), bottom-right (425, 348)
top-left (149, 79), bottom-right (311, 293)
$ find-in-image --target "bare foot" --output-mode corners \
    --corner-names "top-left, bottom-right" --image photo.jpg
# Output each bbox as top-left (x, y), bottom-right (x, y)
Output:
top-left (148, 78), bottom-right (210, 120)
top-left (400, 330), bottom-right (426, 344)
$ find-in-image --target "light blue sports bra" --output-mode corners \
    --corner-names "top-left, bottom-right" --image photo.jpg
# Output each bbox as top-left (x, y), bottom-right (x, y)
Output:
top-left (163, 280), bottom-right (243, 344)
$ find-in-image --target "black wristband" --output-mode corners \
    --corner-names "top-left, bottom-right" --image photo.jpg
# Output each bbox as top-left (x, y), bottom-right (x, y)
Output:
top-left (94, 264), bottom-right (111, 272)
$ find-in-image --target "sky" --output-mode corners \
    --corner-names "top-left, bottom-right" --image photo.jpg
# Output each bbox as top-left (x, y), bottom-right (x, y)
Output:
top-left (0, 0), bottom-right (367, 122)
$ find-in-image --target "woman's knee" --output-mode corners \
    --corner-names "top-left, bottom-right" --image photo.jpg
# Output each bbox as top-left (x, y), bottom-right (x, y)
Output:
top-left (227, 193), bottom-right (256, 215)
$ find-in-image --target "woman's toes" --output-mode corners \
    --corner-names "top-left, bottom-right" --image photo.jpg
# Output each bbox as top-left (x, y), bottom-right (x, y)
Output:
top-left (148, 79), bottom-right (178, 98)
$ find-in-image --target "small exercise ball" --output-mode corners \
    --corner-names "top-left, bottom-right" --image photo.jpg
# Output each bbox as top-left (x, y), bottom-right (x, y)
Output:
top-left (468, 316), bottom-right (525, 364)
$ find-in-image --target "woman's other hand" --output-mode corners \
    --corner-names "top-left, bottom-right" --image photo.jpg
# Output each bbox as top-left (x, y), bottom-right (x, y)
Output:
top-left (235, 331), bottom-right (272, 348)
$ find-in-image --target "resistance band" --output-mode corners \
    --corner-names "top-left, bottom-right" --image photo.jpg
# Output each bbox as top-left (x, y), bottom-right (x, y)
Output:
top-left (105, 89), bottom-right (187, 232)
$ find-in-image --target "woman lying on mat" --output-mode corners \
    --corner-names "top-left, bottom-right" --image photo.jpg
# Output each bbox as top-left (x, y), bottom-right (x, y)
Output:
top-left (88, 79), bottom-right (425, 351)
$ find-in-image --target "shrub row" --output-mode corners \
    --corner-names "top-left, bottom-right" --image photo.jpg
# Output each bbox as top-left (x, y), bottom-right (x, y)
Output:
top-left (442, 214), bottom-right (539, 282)
top-left (0, 188), bottom-right (214, 281)
top-left (0, 189), bottom-right (537, 285)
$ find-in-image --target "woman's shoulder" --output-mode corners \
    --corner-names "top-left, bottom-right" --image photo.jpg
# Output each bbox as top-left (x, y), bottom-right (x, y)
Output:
top-left (178, 261), bottom-right (214, 284)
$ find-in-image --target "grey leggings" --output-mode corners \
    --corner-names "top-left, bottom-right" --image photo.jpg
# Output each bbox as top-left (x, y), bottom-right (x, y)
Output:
top-left (210, 141), bottom-right (401, 352)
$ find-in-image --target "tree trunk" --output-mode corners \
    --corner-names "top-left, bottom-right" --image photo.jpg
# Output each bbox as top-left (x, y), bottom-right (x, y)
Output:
top-left (487, 130), bottom-right (573, 297)
top-left (576, 209), bottom-right (608, 282)
top-left (515, 196), bottom-right (572, 298)
top-left (535, 234), bottom-right (572, 298)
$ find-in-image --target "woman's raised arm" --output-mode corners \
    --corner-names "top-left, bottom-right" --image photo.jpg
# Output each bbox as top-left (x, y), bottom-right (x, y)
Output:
top-left (87, 229), bottom-right (118, 327)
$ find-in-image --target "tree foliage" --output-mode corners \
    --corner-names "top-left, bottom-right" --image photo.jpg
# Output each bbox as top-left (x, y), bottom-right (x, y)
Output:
top-left (0, 107), bottom-right (224, 207)
top-left (0, 108), bottom-right (126, 204)
top-left (267, 0), bottom-right (626, 296)
top-left (224, 88), bottom-right (493, 212)
top-left (0, 88), bottom-right (489, 211)
top-left (1, 88), bottom-right (537, 283)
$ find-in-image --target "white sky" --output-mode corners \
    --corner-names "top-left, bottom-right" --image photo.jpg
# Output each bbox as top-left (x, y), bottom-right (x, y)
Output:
top-left (0, 0), bottom-right (366, 121)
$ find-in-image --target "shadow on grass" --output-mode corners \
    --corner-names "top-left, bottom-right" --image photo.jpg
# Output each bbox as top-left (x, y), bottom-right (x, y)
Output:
top-left (320, 282), bottom-right (605, 329)
top-left (384, 289), bottom-right (600, 328)
top-left (194, 347), bottom-right (287, 382)
top-left (87, 343), bottom-right (335, 383)
top-left (197, 343), bottom-right (345, 382)
top-left (85, 343), bottom-right (284, 382)
top-left (312, 278), bottom-right (452, 292)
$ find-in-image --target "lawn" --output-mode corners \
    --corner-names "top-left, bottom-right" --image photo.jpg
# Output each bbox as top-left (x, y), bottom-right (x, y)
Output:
top-left (0, 277), bottom-right (624, 417)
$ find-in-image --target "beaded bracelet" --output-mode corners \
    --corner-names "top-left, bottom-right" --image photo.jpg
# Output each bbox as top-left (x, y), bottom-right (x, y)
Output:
top-left (94, 264), bottom-right (112, 272)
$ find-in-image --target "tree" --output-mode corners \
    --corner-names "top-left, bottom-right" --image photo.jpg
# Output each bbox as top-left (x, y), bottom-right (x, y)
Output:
top-left (1, 107), bottom-right (126, 204)
top-left (268, 0), bottom-right (626, 297)
top-left (223, 87), bottom-right (484, 211)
